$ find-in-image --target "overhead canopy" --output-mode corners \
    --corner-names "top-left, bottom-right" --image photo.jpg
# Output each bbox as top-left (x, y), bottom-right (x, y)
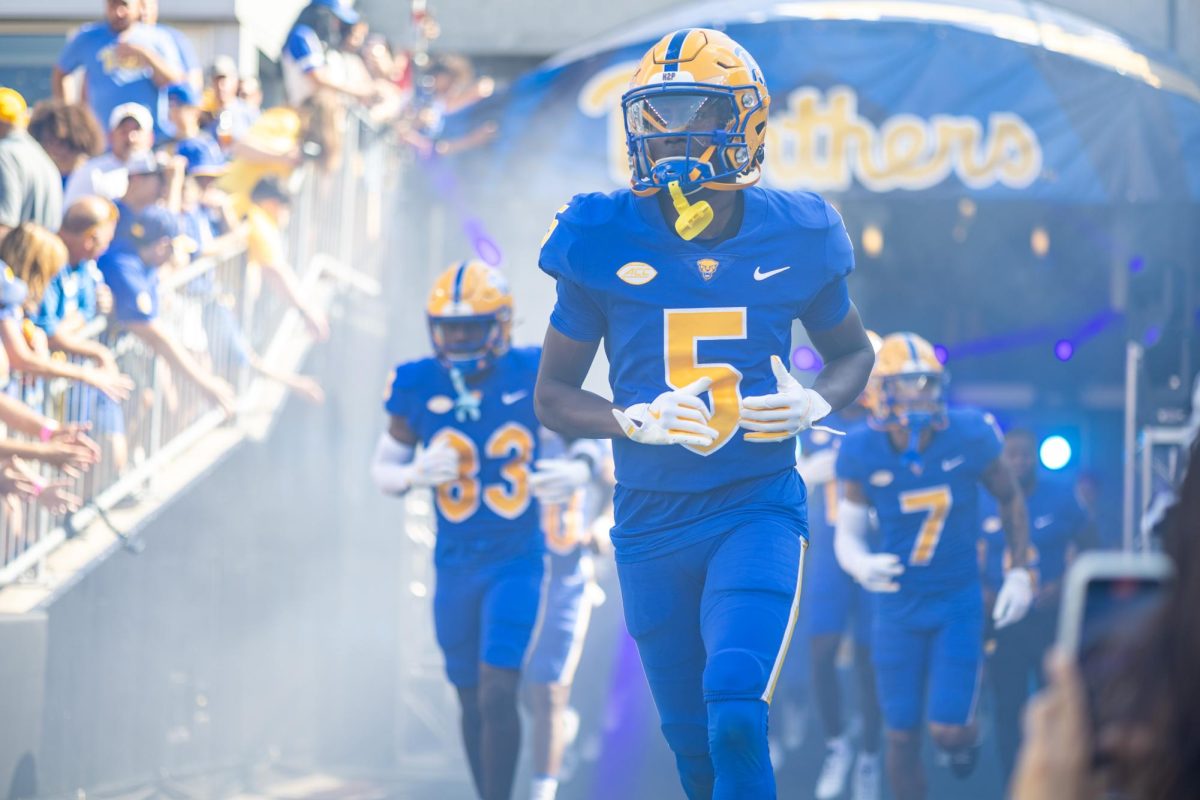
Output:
top-left (475, 0), bottom-right (1200, 204)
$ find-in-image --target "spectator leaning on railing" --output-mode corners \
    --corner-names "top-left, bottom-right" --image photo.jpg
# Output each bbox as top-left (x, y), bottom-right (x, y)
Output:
top-left (98, 205), bottom-right (235, 415)
top-left (283, 0), bottom-right (378, 108)
top-left (0, 223), bottom-right (132, 403)
top-left (52, 0), bottom-right (185, 141)
top-left (27, 100), bottom-right (106, 189)
top-left (63, 102), bottom-right (153, 208)
top-left (0, 88), bottom-right (65, 242)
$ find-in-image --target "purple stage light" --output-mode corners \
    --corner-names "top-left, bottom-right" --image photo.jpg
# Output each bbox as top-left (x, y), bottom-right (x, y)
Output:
top-left (1054, 340), bottom-right (1074, 361)
top-left (1129, 256), bottom-right (1145, 273)
top-left (792, 346), bottom-right (821, 371)
top-left (1144, 325), bottom-right (1162, 346)
top-left (933, 344), bottom-right (948, 364)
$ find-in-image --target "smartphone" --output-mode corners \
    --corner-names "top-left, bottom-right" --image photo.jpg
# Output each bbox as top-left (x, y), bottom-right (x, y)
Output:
top-left (1058, 551), bottom-right (1173, 755)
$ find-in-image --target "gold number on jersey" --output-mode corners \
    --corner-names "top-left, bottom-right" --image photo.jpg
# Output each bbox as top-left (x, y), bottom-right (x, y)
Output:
top-left (664, 307), bottom-right (746, 455)
top-left (432, 429), bottom-right (481, 523)
top-left (484, 423), bottom-right (535, 519)
top-left (541, 492), bottom-right (586, 555)
top-left (432, 422), bottom-right (535, 523)
top-left (900, 485), bottom-right (953, 565)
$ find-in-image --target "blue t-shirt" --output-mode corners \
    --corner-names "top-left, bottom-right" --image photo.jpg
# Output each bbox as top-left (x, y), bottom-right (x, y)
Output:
top-left (979, 477), bottom-right (1089, 592)
top-left (33, 260), bottom-right (101, 336)
top-left (158, 24), bottom-right (198, 82)
top-left (837, 408), bottom-right (1004, 595)
top-left (384, 347), bottom-right (545, 567)
top-left (174, 134), bottom-right (224, 174)
top-left (98, 244), bottom-right (158, 323)
top-left (284, 25), bottom-right (325, 74)
top-left (540, 186), bottom-right (854, 497)
top-left (57, 22), bottom-right (183, 139)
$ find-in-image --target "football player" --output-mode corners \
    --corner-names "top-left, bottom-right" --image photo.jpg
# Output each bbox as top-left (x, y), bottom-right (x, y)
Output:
top-left (372, 260), bottom-right (597, 800)
top-left (801, 330), bottom-right (884, 800)
top-left (533, 28), bottom-right (876, 799)
top-left (834, 333), bottom-right (1033, 800)
top-left (524, 434), bottom-right (611, 800)
top-left (979, 428), bottom-right (1096, 782)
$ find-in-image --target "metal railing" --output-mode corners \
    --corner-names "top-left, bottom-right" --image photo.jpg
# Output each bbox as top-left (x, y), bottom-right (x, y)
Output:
top-left (0, 111), bottom-right (392, 588)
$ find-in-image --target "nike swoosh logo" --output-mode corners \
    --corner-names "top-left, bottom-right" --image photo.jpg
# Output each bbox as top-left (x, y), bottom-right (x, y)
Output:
top-left (753, 266), bottom-right (791, 281)
top-left (501, 391), bottom-right (528, 405)
top-left (941, 456), bottom-right (965, 471)
top-left (1035, 515), bottom-right (1054, 529)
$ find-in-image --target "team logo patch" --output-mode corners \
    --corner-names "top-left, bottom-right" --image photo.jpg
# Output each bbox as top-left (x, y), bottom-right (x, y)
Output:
top-left (869, 470), bottom-right (894, 487)
top-left (426, 395), bottom-right (454, 414)
top-left (617, 262), bottom-right (657, 285)
top-left (697, 258), bottom-right (719, 281)
top-left (135, 291), bottom-right (153, 315)
top-left (983, 516), bottom-right (1002, 534)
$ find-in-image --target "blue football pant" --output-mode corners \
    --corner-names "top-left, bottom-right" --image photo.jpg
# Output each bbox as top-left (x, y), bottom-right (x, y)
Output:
top-left (617, 520), bottom-right (805, 800)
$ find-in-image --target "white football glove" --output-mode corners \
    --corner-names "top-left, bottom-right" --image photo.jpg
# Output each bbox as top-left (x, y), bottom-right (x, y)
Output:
top-left (612, 378), bottom-right (719, 447)
top-left (992, 567), bottom-right (1033, 629)
top-left (846, 552), bottom-right (906, 593)
top-left (529, 457), bottom-right (591, 504)
top-left (834, 498), bottom-right (904, 592)
top-left (739, 355), bottom-right (832, 442)
top-left (408, 440), bottom-right (461, 488)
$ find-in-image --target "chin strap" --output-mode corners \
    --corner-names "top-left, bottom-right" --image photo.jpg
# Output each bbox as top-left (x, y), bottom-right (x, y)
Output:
top-left (449, 366), bottom-right (482, 423)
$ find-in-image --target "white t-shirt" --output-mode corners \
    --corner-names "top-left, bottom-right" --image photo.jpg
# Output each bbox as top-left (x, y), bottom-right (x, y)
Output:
top-left (63, 152), bottom-right (129, 208)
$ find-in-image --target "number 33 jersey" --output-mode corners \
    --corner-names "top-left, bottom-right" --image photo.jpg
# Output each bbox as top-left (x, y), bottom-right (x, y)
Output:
top-left (539, 186), bottom-right (855, 494)
top-left (836, 408), bottom-right (1004, 594)
top-left (384, 347), bottom-right (543, 563)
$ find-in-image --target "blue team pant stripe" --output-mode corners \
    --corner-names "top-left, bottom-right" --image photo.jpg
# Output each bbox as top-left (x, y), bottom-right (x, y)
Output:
top-left (664, 28), bottom-right (693, 63)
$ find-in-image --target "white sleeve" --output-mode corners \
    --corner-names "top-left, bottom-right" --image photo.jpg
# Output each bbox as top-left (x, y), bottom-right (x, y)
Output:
top-left (796, 447), bottom-right (837, 486)
top-left (370, 433), bottom-right (415, 495)
top-left (833, 498), bottom-right (872, 578)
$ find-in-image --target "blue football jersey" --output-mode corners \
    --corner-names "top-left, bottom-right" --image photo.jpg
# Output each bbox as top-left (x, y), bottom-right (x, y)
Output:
top-left (799, 411), bottom-right (852, 536)
top-left (384, 347), bottom-right (544, 562)
top-left (837, 408), bottom-right (1004, 594)
top-left (539, 186), bottom-right (855, 495)
top-left (979, 477), bottom-right (1089, 592)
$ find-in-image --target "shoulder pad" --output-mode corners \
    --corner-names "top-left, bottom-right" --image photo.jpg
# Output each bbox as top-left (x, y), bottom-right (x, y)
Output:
top-left (389, 357), bottom-right (439, 392)
top-left (768, 189), bottom-right (844, 230)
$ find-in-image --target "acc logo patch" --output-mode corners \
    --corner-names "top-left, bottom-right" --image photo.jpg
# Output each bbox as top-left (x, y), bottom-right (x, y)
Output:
top-left (983, 516), bottom-right (1002, 534)
top-left (426, 395), bottom-right (454, 414)
top-left (135, 291), bottom-right (153, 315)
top-left (869, 470), bottom-right (894, 487)
top-left (617, 262), bottom-right (657, 285)
top-left (697, 258), bottom-right (719, 281)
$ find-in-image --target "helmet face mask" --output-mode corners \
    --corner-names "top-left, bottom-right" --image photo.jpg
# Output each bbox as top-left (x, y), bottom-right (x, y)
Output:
top-left (622, 29), bottom-right (770, 196)
top-left (880, 372), bottom-right (946, 429)
top-left (425, 260), bottom-right (513, 375)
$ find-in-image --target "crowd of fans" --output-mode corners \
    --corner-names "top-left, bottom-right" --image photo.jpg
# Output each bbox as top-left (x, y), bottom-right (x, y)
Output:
top-left (0, 0), bottom-right (467, 525)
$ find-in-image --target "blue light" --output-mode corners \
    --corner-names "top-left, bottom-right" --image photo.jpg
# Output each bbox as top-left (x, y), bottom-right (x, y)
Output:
top-left (1054, 340), bottom-right (1074, 361)
top-left (1040, 435), bottom-right (1072, 471)
top-left (791, 346), bottom-right (821, 371)
top-left (933, 344), bottom-right (948, 364)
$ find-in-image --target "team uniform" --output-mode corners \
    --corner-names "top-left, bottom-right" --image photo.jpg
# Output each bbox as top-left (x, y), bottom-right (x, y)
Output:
top-left (836, 408), bottom-right (1003, 731)
top-left (803, 414), bottom-right (874, 646)
top-left (540, 183), bottom-right (854, 795)
top-left (525, 434), bottom-right (604, 687)
top-left (980, 476), bottom-right (1089, 774)
top-left (384, 347), bottom-right (546, 687)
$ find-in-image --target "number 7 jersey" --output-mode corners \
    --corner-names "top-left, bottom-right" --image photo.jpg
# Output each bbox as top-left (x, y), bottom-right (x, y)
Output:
top-left (384, 347), bottom-right (543, 563)
top-left (539, 186), bottom-right (855, 493)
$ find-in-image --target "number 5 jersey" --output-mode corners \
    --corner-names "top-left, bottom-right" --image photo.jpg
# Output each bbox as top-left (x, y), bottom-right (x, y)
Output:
top-left (539, 186), bottom-right (855, 559)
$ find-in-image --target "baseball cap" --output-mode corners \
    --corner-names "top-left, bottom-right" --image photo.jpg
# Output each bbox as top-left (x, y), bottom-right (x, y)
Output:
top-left (178, 139), bottom-right (229, 177)
top-left (311, 0), bottom-right (359, 25)
top-left (124, 206), bottom-right (181, 246)
top-left (125, 151), bottom-right (163, 177)
top-left (167, 83), bottom-right (202, 107)
top-left (108, 102), bottom-right (153, 132)
top-left (0, 87), bottom-right (29, 126)
top-left (210, 55), bottom-right (238, 79)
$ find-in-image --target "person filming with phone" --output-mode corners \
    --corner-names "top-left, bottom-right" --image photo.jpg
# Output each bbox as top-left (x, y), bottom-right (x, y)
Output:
top-left (1012, 435), bottom-right (1199, 800)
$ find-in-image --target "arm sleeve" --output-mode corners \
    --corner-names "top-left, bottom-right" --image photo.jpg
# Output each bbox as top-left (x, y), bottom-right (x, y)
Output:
top-left (168, 28), bottom-right (198, 75)
top-left (549, 276), bottom-right (605, 343)
top-left (799, 276), bottom-right (850, 332)
top-left (285, 26), bottom-right (325, 74)
top-left (56, 30), bottom-right (87, 72)
top-left (0, 159), bottom-right (22, 228)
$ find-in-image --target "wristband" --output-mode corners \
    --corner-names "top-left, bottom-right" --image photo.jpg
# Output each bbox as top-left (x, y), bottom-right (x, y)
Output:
top-left (39, 424), bottom-right (57, 442)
